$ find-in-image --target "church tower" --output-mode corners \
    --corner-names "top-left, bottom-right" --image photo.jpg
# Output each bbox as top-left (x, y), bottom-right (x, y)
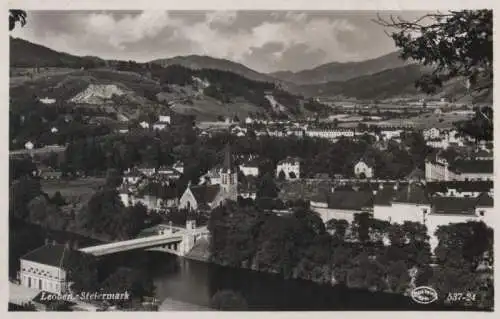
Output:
top-left (220, 143), bottom-right (238, 201)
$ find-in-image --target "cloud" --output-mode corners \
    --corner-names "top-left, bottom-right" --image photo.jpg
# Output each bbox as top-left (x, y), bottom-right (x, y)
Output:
top-left (12, 10), bottom-right (418, 72)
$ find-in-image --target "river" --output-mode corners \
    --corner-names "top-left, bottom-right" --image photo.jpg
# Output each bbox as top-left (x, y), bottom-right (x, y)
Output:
top-left (99, 250), bottom-right (478, 311)
top-left (10, 221), bottom-right (482, 311)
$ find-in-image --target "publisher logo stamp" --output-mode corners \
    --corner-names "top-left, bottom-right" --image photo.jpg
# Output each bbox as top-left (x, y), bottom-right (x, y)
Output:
top-left (411, 286), bottom-right (438, 305)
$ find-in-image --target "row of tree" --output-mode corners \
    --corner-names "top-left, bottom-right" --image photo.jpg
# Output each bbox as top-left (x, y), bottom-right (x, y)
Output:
top-left (208, 201), bottom-right (493, 309)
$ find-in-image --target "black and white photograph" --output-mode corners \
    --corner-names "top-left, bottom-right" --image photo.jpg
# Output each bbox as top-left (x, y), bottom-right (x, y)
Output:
top-left (7, 4), bottom-right (494, 312)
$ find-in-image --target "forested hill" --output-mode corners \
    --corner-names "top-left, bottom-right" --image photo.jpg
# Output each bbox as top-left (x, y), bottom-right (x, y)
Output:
top-left (10, 37), bottom-right (106, 68)
top-left (10, 37), bottom-right (317, 122)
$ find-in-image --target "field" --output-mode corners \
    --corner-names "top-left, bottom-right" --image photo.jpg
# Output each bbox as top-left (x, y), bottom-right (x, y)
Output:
top-left (335, 111), bottom-right (471, 130)
top-left (10, 67), bottom-right (78, 87)
top-left (41, 177), bottom-right (105, 203)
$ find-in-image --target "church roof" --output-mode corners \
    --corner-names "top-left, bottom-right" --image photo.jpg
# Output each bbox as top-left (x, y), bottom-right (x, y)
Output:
top-left (190, 184), bottom-right (221, 205)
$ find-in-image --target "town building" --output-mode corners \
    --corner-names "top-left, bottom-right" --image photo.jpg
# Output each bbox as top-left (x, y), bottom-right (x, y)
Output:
top-left (19, 243), bottom-right (71, 295)
top-left (423, 127), bottom-right (440, 140)
top-left (179, 144), bottom-right (238, 211)
top-left (373, 183), bottom-right (430, 225)
top-left (158, 115), bottom-right (171, 124)
top-left (239, 158), bottom-right (260, 177)
top-left (276, 157), bottom-right (301, 180)
top-left (310, 190), bottom-right (374, 224)
top-left (173, 161), bottom-right (184, 174)
top-left (354, 158), bottom-right (375, 179)
top-left (304, 128), bottom-right (355, 140)
top-left (152, 122), bottom-right (168, 131)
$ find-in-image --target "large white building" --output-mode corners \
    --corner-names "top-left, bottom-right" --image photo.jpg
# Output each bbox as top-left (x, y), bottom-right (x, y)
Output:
top-left (304, 128), bottom-right (355, 140)
top-left (19, 244), bottom-right (71, 295)
top-left (425, 156), bottom-right (493, 181)
top-left (276, 157), bottom-right (301, 180)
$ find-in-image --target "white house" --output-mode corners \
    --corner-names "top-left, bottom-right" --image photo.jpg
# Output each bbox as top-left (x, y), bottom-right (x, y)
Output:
top-left (354, 159), bottom-right (375, 179)
top-left (19, 243), bottom-right (71, 295)
top-left (423, 128), bottom-right (440, 140)
top-left (173, 161), bottom-right (184, 174)
top-left (373, 183), bottom-right (430, 225)
top-left (380, 129), bottom-right (402, 141)
top-left (122, 169), bottom-right (144, 185)
top-left (139, 121), bottom-right (150, 129)
top-left (239, 158), bottom-right (260, 177)
top-left (25, 141), bottom-right (34, 150)
top-left (50, 127), bottom-right (58, 134)
top-left (158, 115), bottom-right (171, 124)
top-left (276, 157), bottom-right (301, 180)
top-left (39, 97), bottom-right (56, 105)
top-left (245, 117), bottom-right (254, 125)
top-left (153, 122), bottom-right (168, 130)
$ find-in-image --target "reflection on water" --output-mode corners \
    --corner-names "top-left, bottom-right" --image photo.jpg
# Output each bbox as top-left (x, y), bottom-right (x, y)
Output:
top-left (99, 250), bottom-right (477, 311)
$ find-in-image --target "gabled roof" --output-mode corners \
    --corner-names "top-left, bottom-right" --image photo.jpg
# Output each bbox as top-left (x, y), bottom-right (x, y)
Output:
top-left (431, 197), bottom-right (477, 215)
top-left (21, 244), bottom-right (72, 268)
top-left (356, 156), bottom-right (375, 167)
top-left (449, 160), bottom-right (493, 174)
top-left (277, 156), bottom-right (300, 165)
top-left (327, 191), bottom-right (373, 210)
top-left (374, 187), bottom-right (397, 206)
top-left (189, 184), bottom-right (221, 205)
top-left (393, 183), bottom-right (429, 205)
top-left (426, 181), bottom-right (493, 194)
top-left (476, 192), bottom-right (494, 208)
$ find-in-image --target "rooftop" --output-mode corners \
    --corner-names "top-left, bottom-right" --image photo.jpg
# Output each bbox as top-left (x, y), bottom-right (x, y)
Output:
top-left (393, 183), bottom-right (429, 205)
top-left (190, 184), bottom-right (221, 205)
top-left (327, 191), bottom-right (374, 211)
top-left (431, 197), bottom-right (477, 215)
top-left (449, 159), bottom-right (493, 174)
top-left (21, 244), bottom-right (73, 269)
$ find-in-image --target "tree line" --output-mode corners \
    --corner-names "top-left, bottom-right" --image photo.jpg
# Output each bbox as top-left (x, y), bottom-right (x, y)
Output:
top-left (208, 201), bottom-right (493, 309)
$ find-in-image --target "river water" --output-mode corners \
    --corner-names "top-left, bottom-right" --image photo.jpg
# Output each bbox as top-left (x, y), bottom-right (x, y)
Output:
top-left (98, 250), bottom-right (476, 311)
top-left (10, 221), bottom-right (480, 311)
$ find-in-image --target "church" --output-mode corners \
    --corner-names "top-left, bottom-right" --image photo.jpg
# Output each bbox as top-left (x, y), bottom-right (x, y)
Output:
top-left (179, 144), bottom-right (238, 211)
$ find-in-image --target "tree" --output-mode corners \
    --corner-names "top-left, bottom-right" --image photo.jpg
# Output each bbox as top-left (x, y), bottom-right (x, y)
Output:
top-left (375, 10), bottom-right (492, 97)
top-left (256, 172), bottom-right (279, 199)
top-left (326, 219), bottom-right (349, 241)
top-left (100, 267), bottom-right (155, 307)
top-left (105, 168), bottom-right (123, 189)
top-left (9, 10), bottom-right (27, 31)
top-left (51, 191), bottom-right (67, 207)
top-left (66, 250), bottom-right (99, 293)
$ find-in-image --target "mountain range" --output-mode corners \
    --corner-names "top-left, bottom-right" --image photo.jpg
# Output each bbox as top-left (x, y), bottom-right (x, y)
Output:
top-left (10, 37), bottom-right (491, 107)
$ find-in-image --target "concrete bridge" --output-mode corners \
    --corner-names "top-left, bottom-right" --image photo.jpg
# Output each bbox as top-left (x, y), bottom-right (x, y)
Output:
top-left (79, 221), bottom-right (209, 257)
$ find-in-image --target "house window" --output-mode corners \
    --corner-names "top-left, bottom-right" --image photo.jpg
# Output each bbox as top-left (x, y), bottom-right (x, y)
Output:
top-left (479, 210), bottom-right (485, 217)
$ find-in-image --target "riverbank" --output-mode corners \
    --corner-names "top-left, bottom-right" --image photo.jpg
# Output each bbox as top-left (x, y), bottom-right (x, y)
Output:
top-left (159, 298), bottom-right (212, 311)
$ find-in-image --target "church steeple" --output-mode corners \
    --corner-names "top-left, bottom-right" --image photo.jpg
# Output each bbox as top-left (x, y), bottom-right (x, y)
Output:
top-left (223, 143), bottom-right (233, 172)
top-left (220, 142), bottom-right (238, 201)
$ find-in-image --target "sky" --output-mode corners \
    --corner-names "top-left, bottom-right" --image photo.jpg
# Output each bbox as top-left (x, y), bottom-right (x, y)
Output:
top-left (11, 10), bottom-right (429, 73)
